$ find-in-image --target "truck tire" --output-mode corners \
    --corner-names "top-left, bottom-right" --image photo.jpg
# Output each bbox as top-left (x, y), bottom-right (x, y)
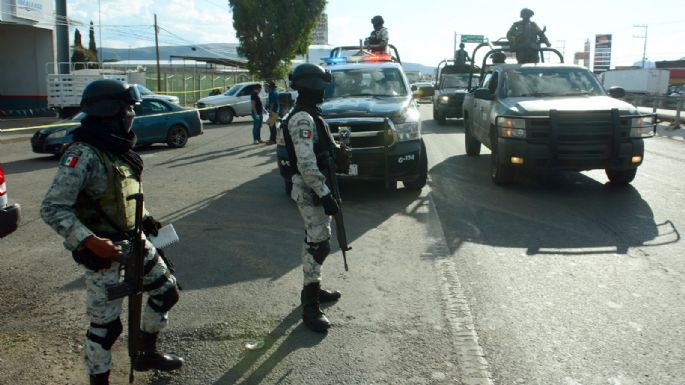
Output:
top-left (464, 118), bottom-right (481, 156)
top-left (490, 135), bottom-right (514, 185)
top-left (403, 140), bottom-right (428, 190)
top-left (217, 107), bottom-right (234, 124)
top-left (605, 168), bottom-right (637, 185)
top-left (166, 125), bottom-right (189, 148)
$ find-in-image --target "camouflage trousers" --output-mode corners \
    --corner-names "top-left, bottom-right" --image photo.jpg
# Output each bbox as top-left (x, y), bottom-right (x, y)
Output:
top-left (291, 175), bottom-right (331, 286)
top-left (83, 239), bottom-right (177, 375)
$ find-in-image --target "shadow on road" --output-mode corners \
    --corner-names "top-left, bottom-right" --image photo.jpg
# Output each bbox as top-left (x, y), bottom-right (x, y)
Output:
top-left (428, 153), bottom-right (679, 256)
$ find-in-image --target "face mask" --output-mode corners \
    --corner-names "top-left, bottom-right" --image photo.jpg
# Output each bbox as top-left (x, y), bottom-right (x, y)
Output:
top-left (121, 107), bottom-right (135, 134)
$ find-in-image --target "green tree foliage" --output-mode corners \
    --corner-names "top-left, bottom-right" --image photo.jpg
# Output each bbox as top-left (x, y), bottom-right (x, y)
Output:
top-left (229, 0), bottom-right (327, 79)
top-left (71, 24), bottom-right (99, 70)
top-left (88, 21), bottom-right (98, 60)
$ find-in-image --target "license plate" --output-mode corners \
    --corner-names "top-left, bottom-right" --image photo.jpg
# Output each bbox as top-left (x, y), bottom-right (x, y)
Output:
top-left (349, 164), bottom-right (358, 176)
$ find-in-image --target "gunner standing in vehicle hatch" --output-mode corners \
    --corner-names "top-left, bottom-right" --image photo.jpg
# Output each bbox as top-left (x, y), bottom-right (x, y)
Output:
top-left (364, 15), bottom-right (389, 53)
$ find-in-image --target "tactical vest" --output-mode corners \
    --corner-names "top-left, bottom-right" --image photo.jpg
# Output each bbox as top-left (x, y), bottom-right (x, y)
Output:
top-left (74, 144), bottom-right (141, 234)
top-left (282, 105), bottom-right (334, 176)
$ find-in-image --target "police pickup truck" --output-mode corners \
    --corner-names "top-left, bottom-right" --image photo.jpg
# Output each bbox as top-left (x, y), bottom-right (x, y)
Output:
top-left (277, 45), bottom-right (427, 192)
top-left (432, 59), bottom-right (478, 125)
top-left (462, 42), bottom-right (655, 185)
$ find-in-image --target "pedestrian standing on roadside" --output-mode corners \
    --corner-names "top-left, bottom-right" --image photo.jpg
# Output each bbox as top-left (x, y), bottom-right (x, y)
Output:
top-left (265, 80), bottom-right (280, 145)
top-left (40, 79), bottom-right (183, 385)
top-left (251, 83), bottom-right (265, 144)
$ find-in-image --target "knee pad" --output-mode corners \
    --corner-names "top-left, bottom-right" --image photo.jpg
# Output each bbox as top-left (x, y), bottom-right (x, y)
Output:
top-left (306, 239), bottom-right (330, 265)
top-left (148, 285), bottom-right (179, 313)
top-left (87, 318), bottom-right (122, 350)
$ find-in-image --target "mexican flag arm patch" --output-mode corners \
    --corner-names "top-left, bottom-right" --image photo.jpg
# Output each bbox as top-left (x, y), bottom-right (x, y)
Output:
top-left (61, 154), bottom-right (79, 168)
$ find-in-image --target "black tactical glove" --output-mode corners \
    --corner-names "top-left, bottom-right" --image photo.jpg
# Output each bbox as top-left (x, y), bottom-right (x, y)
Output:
top-left (142, 216), bottom-right (162, 237)
top-left (321, 194), bottom-right (340, 216)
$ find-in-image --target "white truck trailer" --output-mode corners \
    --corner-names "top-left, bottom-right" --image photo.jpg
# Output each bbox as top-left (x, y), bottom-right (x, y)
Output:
top-left (600, 68), bottom-right (670, 95)
top-left (47, 68), bottom-right (146, 117)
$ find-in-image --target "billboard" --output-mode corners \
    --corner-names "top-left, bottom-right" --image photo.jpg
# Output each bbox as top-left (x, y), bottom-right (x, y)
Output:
top-left (593, 34), bottom-right (612, 73)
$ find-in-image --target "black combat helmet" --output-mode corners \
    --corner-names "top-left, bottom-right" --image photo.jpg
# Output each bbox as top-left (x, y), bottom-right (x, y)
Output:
top-left (289, 64), bottom-right (332, 91)
top-left (520, 8), bottom-right (534, 18)
top-left (80, 79), bottom-right (142, 118)
top-left (371, 15), bottom-right (384, 26)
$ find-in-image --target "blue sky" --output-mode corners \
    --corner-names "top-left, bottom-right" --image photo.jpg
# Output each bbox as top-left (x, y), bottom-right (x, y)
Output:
top-left (66, 0), bottom-right (684, 67)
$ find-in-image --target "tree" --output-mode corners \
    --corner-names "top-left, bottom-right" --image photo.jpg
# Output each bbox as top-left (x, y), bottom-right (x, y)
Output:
top-left (88, 21), bottom-right (98, 61)
top-left (229, 0), bottom-right (326, 79)
top-left (70, 29), bottom-right (88, 69)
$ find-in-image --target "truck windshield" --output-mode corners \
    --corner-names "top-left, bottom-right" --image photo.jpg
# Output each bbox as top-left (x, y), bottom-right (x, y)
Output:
top-left (502, 68), bottom-right (604, 98)
top-left (441, 74), bottom-right (473, 88)
top-left (325, 68), bottom-right (408, 98)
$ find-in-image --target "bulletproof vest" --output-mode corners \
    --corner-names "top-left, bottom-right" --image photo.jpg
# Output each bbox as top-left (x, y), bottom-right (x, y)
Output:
top-left (74, 144), bottom-right (141, 234)
top-left (282, 105), bottom-right (334, 176)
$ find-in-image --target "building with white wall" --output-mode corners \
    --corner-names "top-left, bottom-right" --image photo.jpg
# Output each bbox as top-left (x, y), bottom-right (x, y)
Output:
top-left (0, 0), bottom-right (55, 116)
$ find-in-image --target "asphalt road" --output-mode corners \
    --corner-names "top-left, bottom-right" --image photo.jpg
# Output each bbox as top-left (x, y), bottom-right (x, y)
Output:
top-left (0, 106), bottom-right (683, 385)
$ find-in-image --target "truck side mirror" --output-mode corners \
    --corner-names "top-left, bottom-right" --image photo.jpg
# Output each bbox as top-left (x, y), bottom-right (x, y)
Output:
top-left (411, 85), bottom-right (417, 91)
top-left (607, 86), bottom-right (626, 98)
top-left (474, 88), bottom-right (494, 100)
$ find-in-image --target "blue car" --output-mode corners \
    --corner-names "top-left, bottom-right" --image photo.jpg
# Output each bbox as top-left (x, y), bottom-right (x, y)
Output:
top-left (31, 97), bottom-right (203, 155)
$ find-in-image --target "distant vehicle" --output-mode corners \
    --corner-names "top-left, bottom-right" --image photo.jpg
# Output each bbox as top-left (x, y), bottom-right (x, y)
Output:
top-left (31, 98), bottom-right (203, 155)
top-left (411, 82), bottom-right (435, 103)
top-left (196, 80), bottom-right (297, 124)
top-left (134, 84), bottom-right (180, 105)
top-left (277, 45), bottom-right (427, 192)
top-left (0, 163), bottom-right (20, 238)
top-left (432, 59), bottom-right (479, 125)
top-left (599, 68), bottom-right (670, 96)
top-left (462, 42), bottom-right (656, 186)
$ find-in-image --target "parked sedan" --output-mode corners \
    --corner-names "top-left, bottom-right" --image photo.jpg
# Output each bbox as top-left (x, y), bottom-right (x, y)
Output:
top-left (31, 98), bottom-right (203, 155)
top-left (0, 162), bottom-right (20, 238)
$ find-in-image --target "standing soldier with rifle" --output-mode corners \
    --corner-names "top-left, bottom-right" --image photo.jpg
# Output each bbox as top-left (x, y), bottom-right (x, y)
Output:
top-left (282, 63), bottom-right (351, 333)
top-left (41, 79), bottom-right (183, 385)
top-left (506, 8), bottom-right (551, 64)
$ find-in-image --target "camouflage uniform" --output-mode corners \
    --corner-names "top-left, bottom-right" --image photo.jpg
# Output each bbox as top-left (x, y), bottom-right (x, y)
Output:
top-left (287, 110), bottom-right (334, 285)
top-left (365, 26), bottom-right (389, 53)
top-left (506, 20), bottom-right (550, 64)
top-left (41, 143), bottom-right (177, 375)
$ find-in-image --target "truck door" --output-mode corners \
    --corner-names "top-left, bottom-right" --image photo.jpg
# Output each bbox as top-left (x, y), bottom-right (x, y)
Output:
top-left (473, 71), bottom-right (497, 143)
top-left (234, 84), bottom-right (258, 116)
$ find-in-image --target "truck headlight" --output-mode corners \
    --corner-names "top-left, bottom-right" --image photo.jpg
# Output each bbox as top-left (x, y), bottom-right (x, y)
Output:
top-left (497, 117), bottom-right (526, 138)
top-left (629, 115), bottom-right (656, 138)
top-left (396, 121), bottom-right (421, 141)
top-left (438, 95), bottom-right (450, 104)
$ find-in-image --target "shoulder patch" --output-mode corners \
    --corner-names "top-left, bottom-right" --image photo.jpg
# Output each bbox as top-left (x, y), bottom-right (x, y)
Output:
top-left (300, 128), bottom-right (313, 139)
top-left (60, 153), bottom-right (79, 168)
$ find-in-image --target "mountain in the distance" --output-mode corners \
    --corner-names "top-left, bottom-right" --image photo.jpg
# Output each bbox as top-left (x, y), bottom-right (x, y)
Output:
top-left (101, 43), bottom-right (436, 74)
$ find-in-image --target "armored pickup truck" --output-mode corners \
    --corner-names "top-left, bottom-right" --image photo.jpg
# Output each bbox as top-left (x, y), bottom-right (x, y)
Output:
top-left (462, 43), bottom-right (655, 185)
top-left (432, 59), bottom-right (478, 125)
top-left (276, 45), bottom-right (427, 192)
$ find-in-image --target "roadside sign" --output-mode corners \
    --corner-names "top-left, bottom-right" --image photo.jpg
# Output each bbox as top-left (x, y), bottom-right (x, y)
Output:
top-left (461, 34), bottom-right (484, 43)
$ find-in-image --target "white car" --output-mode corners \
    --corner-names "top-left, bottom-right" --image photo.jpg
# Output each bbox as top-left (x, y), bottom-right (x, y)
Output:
top-left (195, 81), bottom-right (267, 124)
top-left (0, 163), bottom-right (20, 238)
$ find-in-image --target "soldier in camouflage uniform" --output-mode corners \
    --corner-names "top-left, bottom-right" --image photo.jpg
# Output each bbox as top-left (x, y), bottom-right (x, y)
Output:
top-left (506, 8), bottom-right (551, 64)
top-left (282, 64), bottom-right (343, 332)
top-left (364, 15), bottom-right (389, 54)
top-left (40, 79), bottom-right (183, 385)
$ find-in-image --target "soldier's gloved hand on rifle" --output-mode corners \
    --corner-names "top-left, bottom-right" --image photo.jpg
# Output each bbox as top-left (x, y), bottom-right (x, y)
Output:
top-left (321, 194), bottom-right (340, 216)
top-left (142, 216), bottom-right (162, 237)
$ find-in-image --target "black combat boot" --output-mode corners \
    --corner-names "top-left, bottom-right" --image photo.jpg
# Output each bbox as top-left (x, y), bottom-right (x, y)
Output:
top-left (133, 331), bottom-right (184, 372)
top-left (319, 287), bottom-right (341, 303)
top-left (301, 282), bottom-right (331, 332)
top-left (89, 371), bottom-right (109, 385)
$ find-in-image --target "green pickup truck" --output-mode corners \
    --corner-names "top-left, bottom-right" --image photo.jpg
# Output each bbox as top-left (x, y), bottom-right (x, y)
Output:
top-left (462, 44), bottom-right (655, 186)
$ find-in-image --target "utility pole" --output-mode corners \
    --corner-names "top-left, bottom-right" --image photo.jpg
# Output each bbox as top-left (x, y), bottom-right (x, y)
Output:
top-left (633, 24), bottom-right (648, 68)
top-left (98, 0), bottom-right (103, 63)
top-left (154, 14), bottom-right (162, 92)
top-left (453, 32), bottom-right (458, 59)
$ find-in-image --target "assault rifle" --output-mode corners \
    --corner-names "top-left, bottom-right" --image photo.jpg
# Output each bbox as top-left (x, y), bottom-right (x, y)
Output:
top-left (106, 193), bottom-right (145, 384)
top-left (325, 156), bottom-right (351, 271)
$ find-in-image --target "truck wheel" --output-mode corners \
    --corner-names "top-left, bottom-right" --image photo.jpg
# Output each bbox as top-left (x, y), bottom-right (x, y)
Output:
top-left (166, 125), bottom-right (188, 148)
top-left (490, 137), bottom-right (514, 185)
top-left (464, 118), bottom-right (481, 156)
top-left (605, 168), bottom-right (637, 185)
top-left (217, 108), bottom-right (234, 124)
top-left (403, 141), bottom-right (428, 190)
